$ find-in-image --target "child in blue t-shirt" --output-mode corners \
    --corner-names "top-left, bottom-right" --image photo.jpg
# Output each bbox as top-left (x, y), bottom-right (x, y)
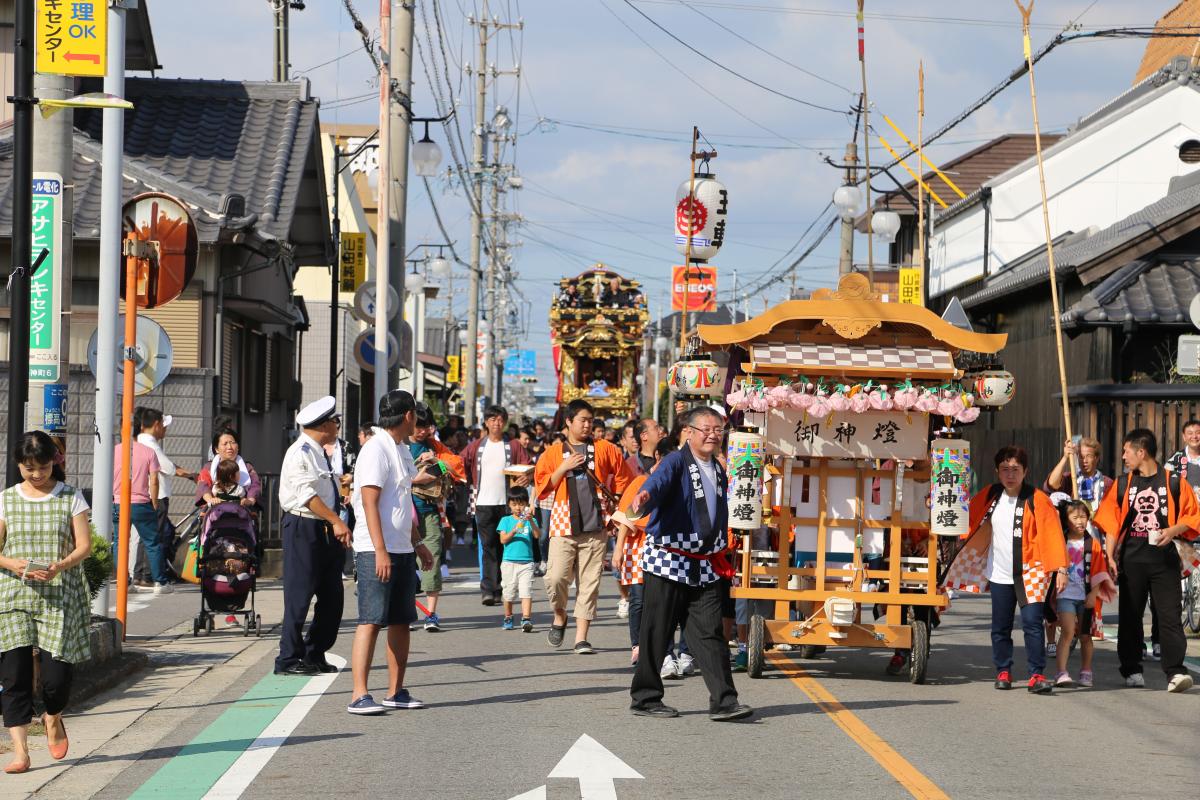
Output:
top-left (498, 486), bottom-right (540, 631)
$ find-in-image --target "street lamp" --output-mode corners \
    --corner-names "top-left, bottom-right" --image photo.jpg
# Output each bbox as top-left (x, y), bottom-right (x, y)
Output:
top-left (498, 347), bottom-right (510, 360)
top-left (872, 209), bottom-right (902, 244)
top-left (653, 335), bottom-right (671, 423)
top-left (412, 120), bottom-right (444, 177)
top-left (833, 183), bottom-right (864, 220)
top-left (428, 254), bottom-right (451, 279)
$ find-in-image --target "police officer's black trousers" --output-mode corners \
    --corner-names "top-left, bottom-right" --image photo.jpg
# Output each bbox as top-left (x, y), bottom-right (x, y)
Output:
top-left (276, 513), bottom-right (345, 670)
top-left (630, 573), bottom-right (739, 713)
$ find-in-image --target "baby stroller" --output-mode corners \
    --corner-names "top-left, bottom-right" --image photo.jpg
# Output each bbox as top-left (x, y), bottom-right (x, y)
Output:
top-left (192, 501), bottom-right (262, 637)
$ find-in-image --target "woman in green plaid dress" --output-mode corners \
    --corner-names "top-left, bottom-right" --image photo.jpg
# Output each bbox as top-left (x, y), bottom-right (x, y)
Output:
top-left (0, 432), bottom-right (92, 775)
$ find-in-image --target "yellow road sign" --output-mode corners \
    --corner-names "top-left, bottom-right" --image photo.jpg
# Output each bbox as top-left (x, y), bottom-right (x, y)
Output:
top-left (446, 354), bottom-right (461, 384)
top-left (339, 232), bottom-right (367, 293)
top-left (37, 0), bottom-right (107, 77)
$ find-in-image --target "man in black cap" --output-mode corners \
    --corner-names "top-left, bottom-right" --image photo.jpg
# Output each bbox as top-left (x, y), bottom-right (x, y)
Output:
top-left (275, 395), bottom-right (352, 675)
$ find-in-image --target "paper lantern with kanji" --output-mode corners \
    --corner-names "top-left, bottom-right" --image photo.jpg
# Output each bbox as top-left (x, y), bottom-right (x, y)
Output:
top-left (674, 173), bottom-right (729, 261)
top-left (929, 439), bottom-right (971, 537)
top-left (726, 429), bottom-right (765, 530)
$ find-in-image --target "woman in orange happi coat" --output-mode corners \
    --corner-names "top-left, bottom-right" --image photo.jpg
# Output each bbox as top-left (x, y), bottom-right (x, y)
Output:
top-left (943, 445), bottom-right (1067, 694)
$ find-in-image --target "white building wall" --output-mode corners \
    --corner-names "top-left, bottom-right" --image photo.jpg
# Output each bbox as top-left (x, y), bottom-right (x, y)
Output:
top-left (930, 86), bottom-right (1200, 297)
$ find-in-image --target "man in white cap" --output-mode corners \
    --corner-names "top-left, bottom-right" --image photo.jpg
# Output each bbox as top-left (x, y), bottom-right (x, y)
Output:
top-left (276, 396), bottom-right (352, 676)
top-left (133, 407), bottom-right (197, 587)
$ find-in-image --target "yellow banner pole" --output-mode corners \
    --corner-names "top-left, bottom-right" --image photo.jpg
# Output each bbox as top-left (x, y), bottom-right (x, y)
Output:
top-left (878, 137), bottom-right (947, 209)
top-left (881, 114), bottom-right (967, 199)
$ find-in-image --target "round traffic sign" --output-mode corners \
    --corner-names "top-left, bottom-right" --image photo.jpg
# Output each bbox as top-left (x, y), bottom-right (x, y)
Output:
top-left (353, 328), bottom-right (401, 372)
top-left (353, 281), bottom-right (401, 324)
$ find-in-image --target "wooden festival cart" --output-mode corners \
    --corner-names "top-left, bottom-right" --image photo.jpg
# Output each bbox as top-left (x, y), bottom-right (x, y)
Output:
top-left (697, 274), bottom-right (1008, 683)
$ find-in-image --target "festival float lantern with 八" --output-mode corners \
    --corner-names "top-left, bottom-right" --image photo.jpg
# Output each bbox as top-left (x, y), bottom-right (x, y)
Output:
top-left (667, 355), bottom-right (723, 398)
top-left (674, 173), bottom-right (728, 261)
top-left (929, 438), bottom-right (971, 537)
top-left (726, 429), bottom-right (765, 530)
top-left (967, 367), bottom-right (1016, 408)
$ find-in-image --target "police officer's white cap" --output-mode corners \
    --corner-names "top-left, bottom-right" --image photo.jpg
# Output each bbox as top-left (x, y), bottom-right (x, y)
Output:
top-left (297, 396), bottom-right (338, 428)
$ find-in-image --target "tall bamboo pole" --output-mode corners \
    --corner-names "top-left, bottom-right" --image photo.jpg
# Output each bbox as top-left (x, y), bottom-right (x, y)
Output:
top-left (1015, 0), bottom-right (1078, 495)
top-left (679, 126), bottom-right (699, 351)
top-left (858, 0), bottom-right (875, 285)
top-left (916, 62), bottom-right (925, 304)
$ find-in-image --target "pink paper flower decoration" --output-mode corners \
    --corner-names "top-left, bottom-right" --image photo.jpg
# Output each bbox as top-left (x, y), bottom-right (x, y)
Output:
top-left (788, 391), bottom-right (813, 410)
top-left (808, 395), bottom-right (830, 419)
top-left (914, 391), bottom-right (940, 413)
top-left (827, 391), bottom-right (850, 413)
top-left (768, 384), bottom-right (792, 409)
top-left (892, 386), bottom-right (918, 411)
top-left (849, 392), bottom-right (871, 413)
top-left (956, 406), bottom-right (981, 423)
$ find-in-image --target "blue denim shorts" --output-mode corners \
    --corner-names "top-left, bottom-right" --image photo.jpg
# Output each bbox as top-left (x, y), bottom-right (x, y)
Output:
top-left (355, 551), bottom-right (418, 626)
top-left (1055, 597), bottom-right (1087, 617)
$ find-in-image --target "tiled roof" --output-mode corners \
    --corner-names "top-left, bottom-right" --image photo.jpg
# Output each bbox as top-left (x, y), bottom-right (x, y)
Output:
top-left (0, 78), bottom-right (331, 266)
top-left (873, 134), bottom-right (1061, 216)
top-left (1134, 1), bottom-right (1199, 84)
top-left (961, 175), bottom-right (1200, 310)
top-left (1061, 258), bottom-right (1200, 330)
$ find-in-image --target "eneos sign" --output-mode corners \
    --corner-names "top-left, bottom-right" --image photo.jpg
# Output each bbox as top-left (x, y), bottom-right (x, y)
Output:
top-left (671, 264), bottom-right (717, 312)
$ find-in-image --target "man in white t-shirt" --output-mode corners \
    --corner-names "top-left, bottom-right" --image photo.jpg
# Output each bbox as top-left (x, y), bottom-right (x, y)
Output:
top-left (460, 405), bottom-right (531, 606)
top-left (134, 408), bottom-right (196, 585)
top-left (347, 390), bottom-right (436, 715)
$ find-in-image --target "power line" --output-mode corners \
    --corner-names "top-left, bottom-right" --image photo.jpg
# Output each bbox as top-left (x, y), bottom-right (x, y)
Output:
top-left (618, 0), bottom-right (851, 116)
top-left (595, 0), bottom-right (811, 146)
top-left (673, 0), bottom-right (856, 95)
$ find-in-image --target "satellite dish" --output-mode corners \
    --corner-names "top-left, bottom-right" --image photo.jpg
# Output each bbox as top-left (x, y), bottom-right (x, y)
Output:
top-left (87, 317), bottom-right (174, 396)
top-left (121, 192), bottom-right (198, 309)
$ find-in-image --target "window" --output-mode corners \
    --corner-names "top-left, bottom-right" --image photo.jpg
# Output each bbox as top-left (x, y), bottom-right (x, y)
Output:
top-left (245, 330), bottom-right (268, 413)
top-left (1180, 139), bottom-right (1200, 164)
top-left (222, 323), bottom-right (244, 407)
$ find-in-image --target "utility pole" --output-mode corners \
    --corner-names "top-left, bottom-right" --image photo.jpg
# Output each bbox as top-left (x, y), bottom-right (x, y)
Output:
top-left (837, 141), bottom-right (858, 276)
top-left (273, 0), bottom-right (289, 81)
top-left (5, 0), bottom-right (34, 485)
top-left (388, 0), bottom-right (415, 396)
top-left (27, 68), bottom-right (73, 439)
top-left (485, 133), bottom-right (501, 401)
top-left (464, 0), bottom-right (488, 425)
top-left (92, 0), bottom-right (129, 615)
top-left (373, 0), bottom-right (392, 411)
top-left (464, 2), bottom-right (519, 423)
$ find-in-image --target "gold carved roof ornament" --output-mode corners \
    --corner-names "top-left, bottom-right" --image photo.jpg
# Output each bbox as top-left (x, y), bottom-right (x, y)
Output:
top-left (697, 273), bottom-right (1007, 354)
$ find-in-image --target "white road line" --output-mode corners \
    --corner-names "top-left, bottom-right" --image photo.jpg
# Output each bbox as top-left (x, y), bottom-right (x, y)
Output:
top-left (201, 653), bottom-right (346, 800)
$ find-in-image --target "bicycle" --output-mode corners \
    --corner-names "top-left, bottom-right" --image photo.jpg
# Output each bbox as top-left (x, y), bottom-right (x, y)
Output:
top-left (1184, 570), bottom-right (1200, 635)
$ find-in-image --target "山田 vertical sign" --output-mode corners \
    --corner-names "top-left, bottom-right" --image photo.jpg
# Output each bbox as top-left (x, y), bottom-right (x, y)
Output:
top-left (30, 175), bottom-right (64, 383)
top-left (37, 0), bottom-right (107, 77)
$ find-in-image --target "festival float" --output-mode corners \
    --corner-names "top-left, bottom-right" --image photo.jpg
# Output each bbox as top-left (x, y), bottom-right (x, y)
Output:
top-left (696, 272), bottom-right (1011, 683)
top-left (549, 264), bottom-right (648, 422)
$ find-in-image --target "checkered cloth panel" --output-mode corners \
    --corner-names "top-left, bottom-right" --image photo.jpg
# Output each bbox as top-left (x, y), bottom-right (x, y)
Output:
top-left (1022, 561), bottom-right (1050, 604)
top-left (943, 539), bottom-right (988, 594)
top-left (642, 543), bottom-right (716, 586)
top-left (617, 530), bottom-right (645, 586)
top-left (751, 342), bottom-right (954, 372)
top-left (547, 490), bottom-right (615, 538)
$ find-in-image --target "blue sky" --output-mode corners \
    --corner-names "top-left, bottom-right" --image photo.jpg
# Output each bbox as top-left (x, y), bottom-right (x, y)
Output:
top-left (153, 0), bottom-right (1155, 383)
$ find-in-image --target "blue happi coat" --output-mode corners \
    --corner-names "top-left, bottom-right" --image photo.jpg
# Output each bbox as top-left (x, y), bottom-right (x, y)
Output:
top-left (638, 447), bottom-right (728, 586)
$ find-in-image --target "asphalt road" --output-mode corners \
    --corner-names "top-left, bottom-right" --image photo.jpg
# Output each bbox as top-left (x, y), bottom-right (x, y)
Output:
top-left (80, 549), bottom-right (1199, 800)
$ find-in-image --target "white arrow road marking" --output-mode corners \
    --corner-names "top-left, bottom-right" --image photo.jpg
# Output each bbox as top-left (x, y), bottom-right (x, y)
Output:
top-left (201, 653), bottom-right (346, 799)
top-left (507, 787), bottom-right (547, 800)
top-left (547, 734), bottom-right (643, 800)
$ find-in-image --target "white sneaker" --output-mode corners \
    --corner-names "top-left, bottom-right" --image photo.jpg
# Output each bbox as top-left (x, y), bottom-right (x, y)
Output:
top-left (660, 655), bottom-right (678, 679)
top-left (455, 536), bottom-right (465, 546)
top-left (1124, 673), bottom-right (1146, 688)
top-left (677, 653), bottom-right (696, 677)
top-left (440, 564), bottom-right (451, 580)
top-left (153, 583), bottom-right (174, 595)
top-left (1167, 673), bottom-right (1194, 693)
top-left (1150, 643), bottom-right (1162, 661)
top-left (617, 599), bottom-right (629, 619)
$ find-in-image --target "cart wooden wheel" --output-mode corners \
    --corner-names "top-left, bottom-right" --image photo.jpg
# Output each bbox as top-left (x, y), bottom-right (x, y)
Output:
top-left (798, 644), bottom-right (825, 659)
top-left (909, 618), bottom-right (930, 684)
top-left (747, 614), bottom-right (766, 678)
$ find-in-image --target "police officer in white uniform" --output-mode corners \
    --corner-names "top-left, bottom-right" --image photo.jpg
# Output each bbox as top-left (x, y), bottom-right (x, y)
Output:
top-left (275, 396), bottom-right (352, 675)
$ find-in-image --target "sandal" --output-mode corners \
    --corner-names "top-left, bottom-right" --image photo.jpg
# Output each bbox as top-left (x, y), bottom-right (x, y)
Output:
top-left (45, 714), bottom-right (69, 760)
top-left (4, 757), bottom-right (31, 774)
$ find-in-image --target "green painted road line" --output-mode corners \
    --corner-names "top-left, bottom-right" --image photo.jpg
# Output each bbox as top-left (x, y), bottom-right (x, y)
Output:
top-left (130, 672), bottom-right (310, 799)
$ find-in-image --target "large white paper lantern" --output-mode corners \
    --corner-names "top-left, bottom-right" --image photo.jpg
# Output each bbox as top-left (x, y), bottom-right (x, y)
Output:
top-left (727, 429), bottom-right (765, 530)
top-left (674, 173), bottom-right (729, 260)
top-left (929, 438), bottom-right (971, 537)
top-left (667, 356), bottom-right (723, 397)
